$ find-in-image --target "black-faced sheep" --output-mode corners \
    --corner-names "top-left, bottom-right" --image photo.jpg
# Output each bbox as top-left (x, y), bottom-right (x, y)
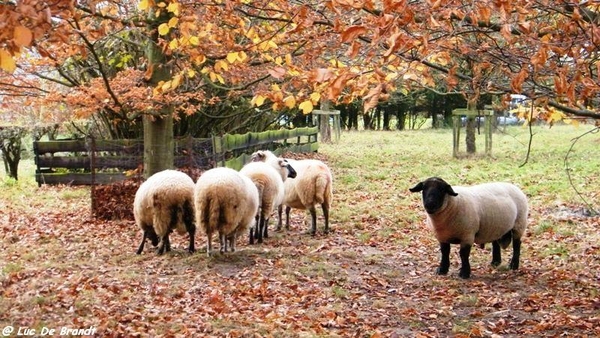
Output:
top-left (409, 177), bottom-right (528, 279)
top-left (252, 150), bottom-right (333, 236)
top-left (240, 160), bottom-right (296, 244)
top-left (133, 169), bottom-right (196, 255)
top-left (194, 167), bottom-right (259, 256)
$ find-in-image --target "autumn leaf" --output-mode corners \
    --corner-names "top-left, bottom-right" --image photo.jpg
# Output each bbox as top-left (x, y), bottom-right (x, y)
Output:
top-left (309, 92), bottom-right (321, 104)
top-left (13, 26), bottom-right (33, 47)
top-left (0, 48), bottom-right (17, 72)
top-left (227, 52), bottom-right (239, 63)
top-left (158, 23), bottom-right (170, 36)
top-left (138, 0), bottom-right (149, 10)
top-left (215, 60), bottom-right (229, 72)
top-left (251, 95), bottom-right (266, 107)
top-left (341, 25), bottom-right (367, 43)
top-left (313, 68), bottom-right (333, 83)
top-left (167, 2), bottom-right (180, 15)
top-left (167, 17), bottom-right (178, 28)
top-left (362, 84), bottom-right (382, 112)
top-left (283, 95), bottom-right (296, 109)
top-left (268, 67), bottom-right (286, 80)
top-left (298, 100), bottom-right (313, 114)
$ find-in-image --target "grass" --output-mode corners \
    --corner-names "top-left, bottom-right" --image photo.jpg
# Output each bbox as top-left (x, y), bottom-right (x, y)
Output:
top-left (0, 123), bottom-right (599, 336)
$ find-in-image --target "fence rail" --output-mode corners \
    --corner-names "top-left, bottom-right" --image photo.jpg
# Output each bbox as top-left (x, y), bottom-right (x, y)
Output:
top-left (33, 127), bottom-right (318, 186)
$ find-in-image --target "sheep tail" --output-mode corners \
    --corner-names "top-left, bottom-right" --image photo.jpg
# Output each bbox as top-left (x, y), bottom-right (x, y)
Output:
top-left (314, 173), bottom-right (330, 205)
top-left (499, 230), bottom-right (513, 249)
top-left (204, 196), bottom-right (222, 234)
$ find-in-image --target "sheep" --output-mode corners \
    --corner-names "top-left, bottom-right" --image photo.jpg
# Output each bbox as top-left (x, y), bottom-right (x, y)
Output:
top-left (133, 169), bottom-right (196, 255)
top-left (194, 167), bottom-right (259, 256)
top-left (409, 177), bottom-right (528, 279)
top-left (240, 160), bottom-right (296, 244)
top-left (251, 150), bottom-right (333, 236)
top-left (250, 150), bottom-right (296, 183)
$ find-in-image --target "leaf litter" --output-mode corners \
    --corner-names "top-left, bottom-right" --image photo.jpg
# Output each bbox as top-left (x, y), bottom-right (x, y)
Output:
top-left (0, 152), bottom-right (599, 337)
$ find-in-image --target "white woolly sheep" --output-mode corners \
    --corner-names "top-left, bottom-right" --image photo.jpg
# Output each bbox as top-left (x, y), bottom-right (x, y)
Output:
top-left (133, 169), bottom-right (196, 255)
top-left (250, 150), bottom-right (296, 183)
top-left (409, 177), bottom-right (528, 279)
top-left (240, 160), bottom-right (296, 244)
top-left (194, 167), bottom-right (259, 255)
top-left (252, 151), bottom-right (333, 235)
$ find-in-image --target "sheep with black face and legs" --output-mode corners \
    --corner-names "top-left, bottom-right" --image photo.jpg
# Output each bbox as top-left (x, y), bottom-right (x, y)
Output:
top-left (194, 167), bottom-right (259, 256)
top-left (133, 169), bottom-right (196, 255)
top-left (409, 177), bottom-right (528, 279)
top-left (252, 150), bottom-right (333, 235)
top-left (240, 160), bottom-right (296, 244)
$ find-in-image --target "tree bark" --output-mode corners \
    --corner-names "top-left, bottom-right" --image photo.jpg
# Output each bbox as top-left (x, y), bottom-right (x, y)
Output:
top-left (465, 99), bottom-right (477, 154)
top-left (319, 100), bottom-right (332, 142)
top-left (143, 114), bottom-right (174, 178)
top-left (465, 117), bottom-right (476, 154)
top-left (143, 5), bottom-right (175, 178)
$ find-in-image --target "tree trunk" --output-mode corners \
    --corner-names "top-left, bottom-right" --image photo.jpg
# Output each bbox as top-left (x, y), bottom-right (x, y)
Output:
top-left (349, 106), bottom-right (358, 130)
top-left (142, 8), bottom-right (175, 178)
top-left (383, 106), bottom-right (391, 130)
top-left (465, 117), bottom-right (476, 153)
top-left (143, 114), bottom-right (174, 178)
top-left (1, 142), bottom-right (21, 180)
top-left (465, 99), bottom-right (477, 154)
top-left (319, 100), bottom-right (332, 143)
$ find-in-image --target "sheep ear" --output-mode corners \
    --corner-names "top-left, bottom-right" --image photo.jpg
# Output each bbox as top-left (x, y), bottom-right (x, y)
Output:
top-left (446, 185), bottom-right (458, 196)
top-left (251, 151), bottom-right (265, 162)
top-left (409, 182), bottom-right (424, 193)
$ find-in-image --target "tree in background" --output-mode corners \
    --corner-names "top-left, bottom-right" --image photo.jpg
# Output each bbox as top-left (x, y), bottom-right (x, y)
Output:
top-left (2, 1), bottom-right (600, 175)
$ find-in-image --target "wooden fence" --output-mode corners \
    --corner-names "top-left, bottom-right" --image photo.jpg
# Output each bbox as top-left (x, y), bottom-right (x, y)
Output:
top-left (33, 127), bottom-right (318, 185)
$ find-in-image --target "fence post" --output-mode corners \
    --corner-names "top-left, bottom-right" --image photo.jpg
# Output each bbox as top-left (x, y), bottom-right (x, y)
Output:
top-left (90, 136), bottom-right (96, 217)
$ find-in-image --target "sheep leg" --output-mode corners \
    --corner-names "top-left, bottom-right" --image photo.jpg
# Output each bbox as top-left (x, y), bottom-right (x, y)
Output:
top-left (157, 235), bottom-right (170, 255)
top-left (228, 235), bottom-right (236, 252)
top-left (322, 203), bottom-right (329, 234)
top-left (256, 215), bottom-right (265, 244)
top-left (458, 244), bottom-right (472, 279)
top-left (184, 202), bottom-right (196, 253)
top-left (309, 206), bottom-right (317, 236)
top-left (285, 206), bottom-right (292, 230)
top-left (276, 205), bottom-right (283, 231)
top-left (187, 227), bottom-right (196, 254)
top-left (165, 234), bottom-right (172, 252)
top-left (491, 241), bottom-right (502, 267)
top-left (249, 214), bottom-right (259, 245)
top-left (437, 242), bottom-right (451, 275)
top-left (509, 237), bottom-right (521, 270)
top-left (263, 216), bottom-right (269, 238)
top-left (136, 232), bottom-right (147, 255)
top-left (206, 231), bottom-right (212, 257)
top-left (219, 233), bottom-right (227, 253)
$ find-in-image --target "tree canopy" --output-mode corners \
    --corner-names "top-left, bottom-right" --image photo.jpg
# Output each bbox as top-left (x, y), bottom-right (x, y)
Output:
top-left (1, 0), bottom-right (600, 132)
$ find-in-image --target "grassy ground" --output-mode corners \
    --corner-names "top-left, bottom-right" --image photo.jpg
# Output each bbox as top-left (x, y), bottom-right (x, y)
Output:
top-left (0, 124), bottom-right (599, 337)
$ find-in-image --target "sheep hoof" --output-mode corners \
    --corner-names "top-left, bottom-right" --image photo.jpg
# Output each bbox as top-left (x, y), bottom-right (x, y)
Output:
top-left (435, 267), bottom-right (448, 275)
top-left (509, 261), bottom-right (519, 270)
top-left (458, 270), bottom-right (471, 279)
top-left (491, 260), bottom-right (501, 267)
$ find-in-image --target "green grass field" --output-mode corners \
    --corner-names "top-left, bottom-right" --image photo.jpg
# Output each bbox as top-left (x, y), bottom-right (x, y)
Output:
top-left (1, 124), bottom-right (598, 337)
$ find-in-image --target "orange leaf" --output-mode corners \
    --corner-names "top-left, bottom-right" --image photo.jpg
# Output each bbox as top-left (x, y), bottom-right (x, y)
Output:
top-left (0, 49), bottom-right (17, 73)
top-left (362, 84), bottom-right (382, 112)
top-left (313, 68), bottom-right (333, 83)
top-left (341, 25), bottom-right (367, 44)
top-left (268, 67), bottom-right (286, 80)
top-left (13, 26), bottom-right (33, 47)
